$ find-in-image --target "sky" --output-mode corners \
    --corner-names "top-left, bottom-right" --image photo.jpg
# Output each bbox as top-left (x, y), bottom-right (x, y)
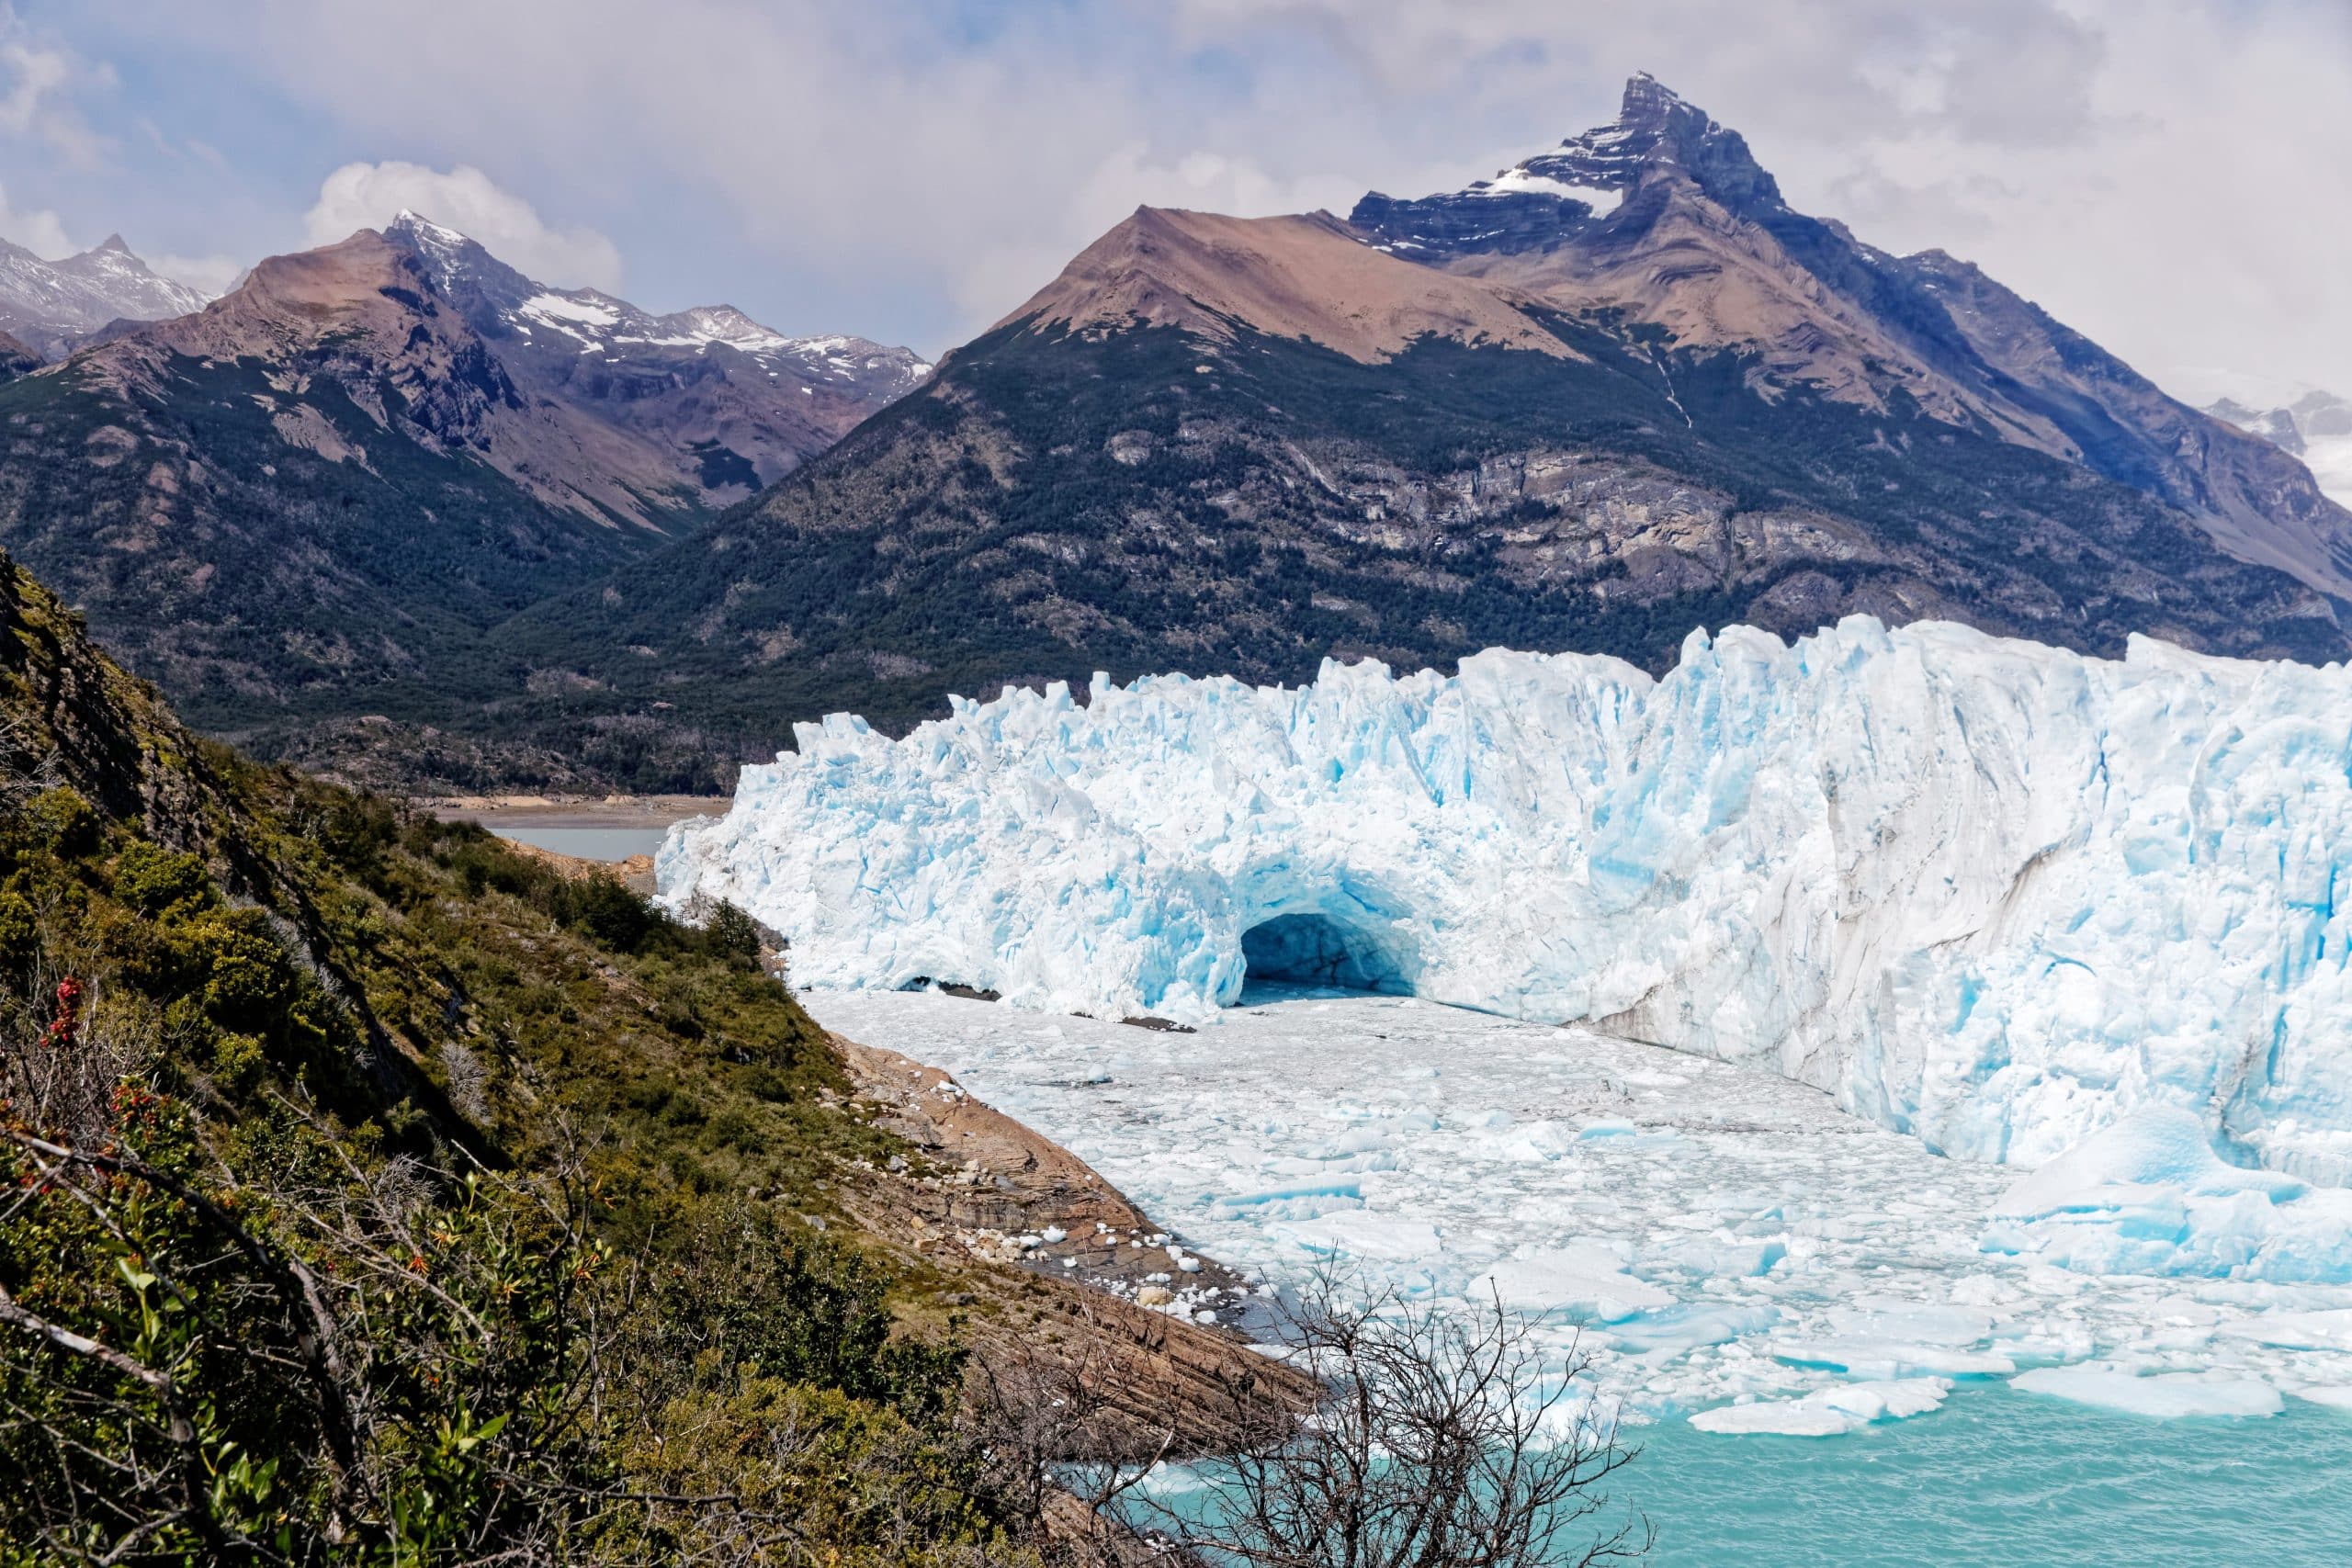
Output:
top-left (0, 0), bottom-right (2345, 404)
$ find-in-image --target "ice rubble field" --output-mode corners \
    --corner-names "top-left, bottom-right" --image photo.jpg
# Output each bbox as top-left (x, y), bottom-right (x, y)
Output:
top-left (662, 617), bottom-right (2352, 1196)
top-left (802, 987), bottom-right (2352, 1434)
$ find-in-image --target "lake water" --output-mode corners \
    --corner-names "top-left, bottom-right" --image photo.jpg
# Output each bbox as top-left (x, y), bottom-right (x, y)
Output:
top-left (801, 985), bottom-right (2352, 1566)
top-left (1627, 1382), bottom-right (2352, 1566)
top-left (489, 826), bottom-right (668, 862)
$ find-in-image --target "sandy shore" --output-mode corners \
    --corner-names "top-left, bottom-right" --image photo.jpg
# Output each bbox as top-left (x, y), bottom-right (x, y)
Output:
top-left (426, 794), bottom-right (731, 829)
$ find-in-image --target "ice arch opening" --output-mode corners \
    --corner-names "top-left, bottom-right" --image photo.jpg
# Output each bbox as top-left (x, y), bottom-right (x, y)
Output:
top-left (1238, 913), bottom-right (1412, 996)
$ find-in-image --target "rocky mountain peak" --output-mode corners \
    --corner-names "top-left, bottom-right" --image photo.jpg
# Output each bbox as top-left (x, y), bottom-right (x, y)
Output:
top-left (0, 228), bottom-right (212, 356)
top-left (2202, 387), bottom-right (2352, 507)
top-left (383, 209), bottom-right (469, 266)
top-left (1522, 73), bottom-right (1781, 210)
top-left (1351, 73), bottom-right (1781, 255)
top-left (380, 211), bottom-right (536, 325)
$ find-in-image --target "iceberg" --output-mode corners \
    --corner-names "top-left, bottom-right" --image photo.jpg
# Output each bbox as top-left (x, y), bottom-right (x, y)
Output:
top-left (1688, 1378), bottom-right (1953, 1437)
top-left (1981, 1106), bottom-right (2352, 1282)
top-left (661, 616), bottom-right (2352, 1178)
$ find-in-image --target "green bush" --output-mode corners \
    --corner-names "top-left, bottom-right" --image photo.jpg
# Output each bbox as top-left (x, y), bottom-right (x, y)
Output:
top-left (171, 907), bottom-right (296, 1026)
top-left (26, 787), bottom-right (95, 854)
top-left (111, 840), bottom-right (214, 916)
top-left (0, 892), bottom-right (34, 971)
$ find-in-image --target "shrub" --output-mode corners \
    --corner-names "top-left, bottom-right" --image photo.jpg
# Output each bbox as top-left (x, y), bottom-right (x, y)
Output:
top-left (706, 899), bottom-right (763, 966)
top-left (111, 839), bottom-right (213, 916)
top-left (25, 787), bottom-right (94, 854)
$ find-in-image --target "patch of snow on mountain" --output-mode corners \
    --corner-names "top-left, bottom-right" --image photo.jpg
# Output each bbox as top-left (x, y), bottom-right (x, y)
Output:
top-left (661, 616), bottom-right (2352, 1186)
top-left (518, 292), bottom-right (622, 329)
top-left (1473, 168), bottom-right (1623, 215)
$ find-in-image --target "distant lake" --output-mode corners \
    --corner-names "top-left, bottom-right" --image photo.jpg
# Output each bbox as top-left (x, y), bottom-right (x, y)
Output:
top-left (491, 826), bottom-right (667, 863)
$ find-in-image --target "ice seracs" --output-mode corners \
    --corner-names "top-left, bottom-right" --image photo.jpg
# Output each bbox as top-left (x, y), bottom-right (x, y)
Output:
top-left (661, 616), bottom-right (2352, 1186)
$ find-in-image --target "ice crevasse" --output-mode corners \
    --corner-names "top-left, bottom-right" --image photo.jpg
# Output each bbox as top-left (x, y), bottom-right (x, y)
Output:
top-left (659, 616), bottom-right (2352, 1186)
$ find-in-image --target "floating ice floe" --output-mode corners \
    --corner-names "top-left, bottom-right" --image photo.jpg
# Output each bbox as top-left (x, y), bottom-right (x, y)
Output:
top-left (1688, 1378), bottom-right (1952, 1437)
top-left (800, 990), bottom-right (2352, 1432)
top-left (662, 617), bottom-right (2352, 1182)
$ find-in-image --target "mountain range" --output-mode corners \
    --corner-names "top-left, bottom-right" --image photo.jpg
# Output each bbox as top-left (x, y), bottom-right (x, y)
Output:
top-left (0, 231), bottom-right (212, 357)
top-left (0, 214), bottom-right (927, 785)
top-left (480, 74), bottom-right (2352, 783)
top-left (3, 74), bottom-right (2347, 794)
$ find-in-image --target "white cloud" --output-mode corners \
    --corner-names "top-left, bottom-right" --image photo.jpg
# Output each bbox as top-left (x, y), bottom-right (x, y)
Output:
top-left (146, 250), bottom-right (243, 298)
top-left (301, 161), bottom-right (623, 291)
top-left (0, 3), bottom-right (102, 164)
top-left (0, 180), bottom-right (71, 256)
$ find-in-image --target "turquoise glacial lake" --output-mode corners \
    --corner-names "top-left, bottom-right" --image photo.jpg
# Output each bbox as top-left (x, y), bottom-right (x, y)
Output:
top-left (1623, 1382), bottom-right (2352, 1567)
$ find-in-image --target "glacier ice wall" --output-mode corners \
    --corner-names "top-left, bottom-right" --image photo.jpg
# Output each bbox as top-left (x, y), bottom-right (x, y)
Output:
top-left (659, 617), bottom-right (2352, 1177)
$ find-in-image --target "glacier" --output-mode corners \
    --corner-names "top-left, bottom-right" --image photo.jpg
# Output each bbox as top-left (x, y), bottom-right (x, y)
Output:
top-left (659, 615), bottom-right (2352, 1180)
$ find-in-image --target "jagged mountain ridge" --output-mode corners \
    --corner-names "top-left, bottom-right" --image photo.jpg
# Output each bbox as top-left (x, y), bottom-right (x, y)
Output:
top-left (468, 76), bottom-right (2352, 787)
top-left (385, 212), bottom-right (929, 499)
top-left (0, 231), bottom-right (212, 358)
top-left (1351, 74), bottom-right (2352, 599)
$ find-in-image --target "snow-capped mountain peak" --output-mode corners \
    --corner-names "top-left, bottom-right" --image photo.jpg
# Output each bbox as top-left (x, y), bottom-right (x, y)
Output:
top-left (387, 209), bottom-right (467, 246)
top-left (0, 230), bottom-right (212, 357)
top-left (382, 210), bottom-right (479, 284)
top-left (376, 214), bottom-right (930, 391)
top-left (1510, 73), bottom-right (1780, 207)
top-left (1355, 73), bottom-right (1781, 255)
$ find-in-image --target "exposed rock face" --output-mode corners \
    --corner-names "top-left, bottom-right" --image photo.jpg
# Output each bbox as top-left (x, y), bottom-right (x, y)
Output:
top-left (499, 98), bottom-right (2351, 763)
top-left (1351, 71), bottom-right (1777, 255)
top-left (834, 1032), bottom-right (1315, 1458)
top-left (67, 218), bottom-right (932, 528)
top-left (384, 212), bottom-right (929, 502)
top-left (0, 231), bottom-right (211, 358)
top-left (0, 329), bottom-right (37, 382)
top-left (117, 230), bottom-right (526, 457)
top-left (1351, 75), bottom-right (2352, 600)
